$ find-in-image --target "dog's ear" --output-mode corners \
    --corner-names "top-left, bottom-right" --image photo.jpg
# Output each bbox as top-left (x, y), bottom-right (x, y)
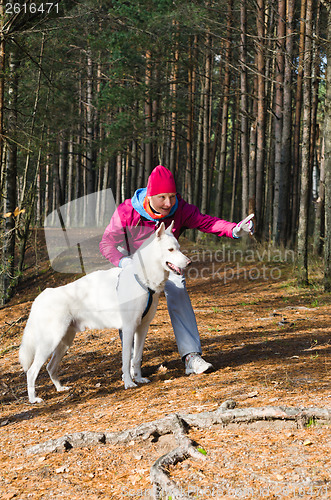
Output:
top-left (156, 222), bottom-right (165, 238)
top-left (166, 220), bottom-right (175, 234)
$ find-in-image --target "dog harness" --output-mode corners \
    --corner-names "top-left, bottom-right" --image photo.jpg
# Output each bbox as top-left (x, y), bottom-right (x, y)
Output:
top-left (134, 273), bottom-right (155, 318)
top-left (116, 271), bottom-right (155, 320)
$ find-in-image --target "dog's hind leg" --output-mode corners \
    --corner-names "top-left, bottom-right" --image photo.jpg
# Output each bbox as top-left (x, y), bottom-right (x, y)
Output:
top-left (131, 322), bottom-right (150, 385)
top-left (46, 327), bottom-right (75, 393)
top-left (26, 351), bottom-right (49, 404)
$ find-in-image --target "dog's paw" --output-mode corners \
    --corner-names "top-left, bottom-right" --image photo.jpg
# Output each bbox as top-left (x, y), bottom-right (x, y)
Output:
top-left (57, 385), bottom-right (71, 392)
top-left (135, 377), bottom-right (150, 385)
top-left (30, 397), bottom-right (43, 404)
top-left (123, 378), bottom-right (137, 389)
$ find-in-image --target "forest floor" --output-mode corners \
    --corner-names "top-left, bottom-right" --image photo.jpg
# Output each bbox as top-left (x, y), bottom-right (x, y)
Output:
top-left (0, 230), bottom-right (330, 499)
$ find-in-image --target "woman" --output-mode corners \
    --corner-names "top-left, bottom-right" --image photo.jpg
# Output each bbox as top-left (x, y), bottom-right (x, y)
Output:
top-left (100, 165), bottom-right (253, 375)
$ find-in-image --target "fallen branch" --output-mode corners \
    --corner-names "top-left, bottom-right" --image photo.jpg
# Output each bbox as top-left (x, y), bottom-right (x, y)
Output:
top-left (0, 315), bottom-right (27, 339)
top-left (26, 402), bottom-right (331, 499)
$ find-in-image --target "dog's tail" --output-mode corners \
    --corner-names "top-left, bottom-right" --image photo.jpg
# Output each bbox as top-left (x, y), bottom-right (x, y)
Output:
top-left (19, 326), bottom-right (35, 372)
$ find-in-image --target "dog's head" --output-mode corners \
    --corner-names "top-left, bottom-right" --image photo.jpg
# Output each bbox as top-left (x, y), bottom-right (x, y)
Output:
top-left (156, 221), bottom-right (191, 275)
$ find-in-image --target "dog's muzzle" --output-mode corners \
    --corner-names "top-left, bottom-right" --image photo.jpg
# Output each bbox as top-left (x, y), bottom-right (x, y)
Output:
top-left (166, 259), bottom-right (191, 275)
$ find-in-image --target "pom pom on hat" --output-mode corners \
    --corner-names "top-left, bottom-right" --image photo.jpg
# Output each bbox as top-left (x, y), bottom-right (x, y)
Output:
top-left (146, 165), bottom-right (177, 196)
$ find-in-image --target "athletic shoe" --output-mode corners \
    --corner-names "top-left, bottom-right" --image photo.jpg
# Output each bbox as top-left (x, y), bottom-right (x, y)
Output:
top-left (185, 353), bottom-right (213, 375)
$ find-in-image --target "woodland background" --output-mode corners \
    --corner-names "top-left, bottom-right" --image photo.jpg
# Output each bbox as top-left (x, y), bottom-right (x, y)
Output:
top-left (0, 0), bottom-right (330, 304)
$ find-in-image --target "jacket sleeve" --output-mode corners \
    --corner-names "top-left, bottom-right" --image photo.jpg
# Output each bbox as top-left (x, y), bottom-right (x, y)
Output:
top-left (180, 200), bottom-right (237, 238)
top-left (99, 205), bottom-right (130, 266)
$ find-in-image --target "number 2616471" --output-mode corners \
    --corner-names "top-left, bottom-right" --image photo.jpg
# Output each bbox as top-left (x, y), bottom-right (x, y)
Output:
top-left (5, 3), bottom-right (59, 15)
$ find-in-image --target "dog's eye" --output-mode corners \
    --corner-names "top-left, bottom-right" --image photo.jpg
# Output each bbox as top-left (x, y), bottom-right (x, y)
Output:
top-left (168, 248), bottom-right (174, 252)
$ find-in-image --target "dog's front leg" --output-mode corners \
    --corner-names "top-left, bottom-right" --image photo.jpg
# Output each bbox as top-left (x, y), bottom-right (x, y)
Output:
top-left (121, 328), bottom-right (137, 389)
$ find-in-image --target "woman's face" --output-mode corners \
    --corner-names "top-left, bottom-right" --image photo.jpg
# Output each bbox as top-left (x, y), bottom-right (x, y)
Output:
top-left (149, 193), bottom-right (176, 216)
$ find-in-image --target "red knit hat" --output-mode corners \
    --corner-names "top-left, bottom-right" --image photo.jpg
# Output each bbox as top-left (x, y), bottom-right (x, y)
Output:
top-left (146, 165), bottom-right (177, 196)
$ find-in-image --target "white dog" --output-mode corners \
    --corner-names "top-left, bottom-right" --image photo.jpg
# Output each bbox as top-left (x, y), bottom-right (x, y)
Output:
top-left (19, 222), bottom-right (191, 403)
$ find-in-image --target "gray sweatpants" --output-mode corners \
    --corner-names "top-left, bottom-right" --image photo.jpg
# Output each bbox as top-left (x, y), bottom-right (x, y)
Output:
top-left (164, 272), bottom-right (202, 359)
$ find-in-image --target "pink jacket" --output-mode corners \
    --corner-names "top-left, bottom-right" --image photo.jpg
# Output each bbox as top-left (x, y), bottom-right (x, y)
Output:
top-left (100, 190), bottom-right (236, 266)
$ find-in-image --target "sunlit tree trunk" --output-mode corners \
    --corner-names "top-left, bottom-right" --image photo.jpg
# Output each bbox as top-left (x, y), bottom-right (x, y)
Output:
top-left (272, 0), bottom-right (285, 244)
top-left (169, 21), bottom-right (178, 175)
top-left (323, 0), bottom-right (331, 291)
top-left (313, 136), bottom-right (325, 255)
top-left (281, 0), bottom-right (295, 244)
top-left (144, 49), bottom-right (152, 177)
top-left (215, 0), bottom-right (232, 218)
top-left (185, 40), bottom-right (195, 204)
top-left (248, 72), bottom-right (258, 217)
top-left (0, 1), bottom-right (5, 189)
top-left (86, 43), bottom-right (95, 196)
top-left (240, 0), bottom-right (249, 218)
top-left (297, 0), bottom-right (313, 286)
top-left (201, 30), bottom-right (212, 215)
top-left (193, 90), bottom-right (204, 207)
top-left (255, 0), bottom-right (266, 236)
top-left (292, 0), bottom-right (307, 245)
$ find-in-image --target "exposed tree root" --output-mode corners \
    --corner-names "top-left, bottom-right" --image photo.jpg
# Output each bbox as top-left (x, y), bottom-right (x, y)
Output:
top-left (26, 402), bottom-right (331, 499)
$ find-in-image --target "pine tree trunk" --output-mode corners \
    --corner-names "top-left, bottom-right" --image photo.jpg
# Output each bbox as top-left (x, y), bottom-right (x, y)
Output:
top-left (230, 88), bottom-right (239, 221)
top-left (0, 45), bottom-right (18, 304)
top-left (86, 44), bottom-right (95, 196)
top-left (144, 50), bottom-right (152, 177)
top-left (240, 0), bottom-right (249, 218)
top-left (44, 142), bottom-right (52, 219)
top-left (248, 73), bottom-right (258, 216)
top-left (215, 0), bottom-right (232, 218)
top-left (272, 0), bottom-right (285, 244)
top-left (297, 0), bottom-right (313, 286)
top-left (313, 136), bottom-right (325, 255)
top-left (201, 31), bottom-right (212, 215)
top-left (310, 0), bottom-right (321, 206)
top-left (0, 1), bottom-right (5, 188)
top-left (323, 1), bottom-right (331, 291)
top-left (280, 0), bottom-right (295, 244)
top-left (193, 89), bottom-right (204, 208)
top-left (255, 0), bottom-right (266, 236)
top-left (292, 0), bottom-right (307, 245)
top-left (169, 21), bottom-right (178, 175)
top-left (185, 41), bottom-right (194, 204)
top-left (116, 152), bottom-right (122, 205)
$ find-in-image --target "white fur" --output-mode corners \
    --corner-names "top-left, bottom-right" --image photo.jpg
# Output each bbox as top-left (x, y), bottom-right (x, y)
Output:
top-left (19, 222), bottom-right (191, 403)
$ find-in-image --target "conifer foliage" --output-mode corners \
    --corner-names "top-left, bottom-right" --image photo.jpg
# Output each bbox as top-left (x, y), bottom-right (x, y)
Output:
top-left (0, 0), bottom-right (329, 301)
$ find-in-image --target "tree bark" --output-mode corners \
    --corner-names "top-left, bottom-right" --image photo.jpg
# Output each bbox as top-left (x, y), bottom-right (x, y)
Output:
top-left (255, 0), bottom-right (266, 236)
top-left (272, 0), bottom-right (286, 244)
top-left (280, 0), bottom-right (295, 244)
top-left (297, 0), bottom-right (313, 286)
top-left (0, 44), bottom-right (19, 304)
top-left (323, 1), bottom-right (331, 291)
top-left (201, 30), bottom-right (212, 215)
top-left (169, 21), bottom-right (179, 176)
top-left (0, 1), bottom-right (5, 189)
top-left (185, 40), bottom-right (195, 205)
top-left (291, 0), bottom-right (307, 245)
top-left (240, 0), bottom-right (249, 218)
top-left (215, 0), bottom-right (232, 218)
top-left (144, 50), bottom-right (153, 177)
top-left (86, 43), bottom-right (95, 196)
top-left (313, 136), bottom-right (325, 255)
top-left (248, 73), bottom-right (257, 217)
